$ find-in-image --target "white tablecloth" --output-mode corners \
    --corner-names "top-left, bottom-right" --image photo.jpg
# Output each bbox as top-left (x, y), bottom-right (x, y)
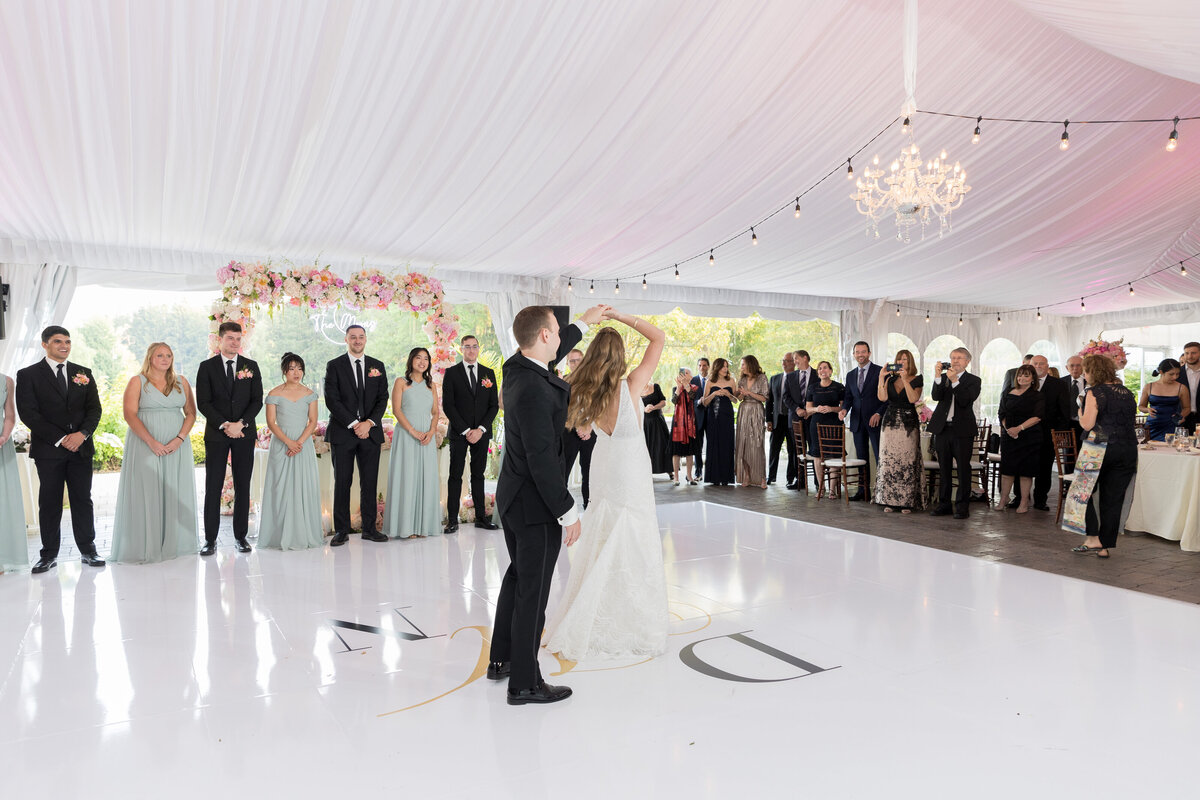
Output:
top-left (1124, 443), bottom-right (1200, 551)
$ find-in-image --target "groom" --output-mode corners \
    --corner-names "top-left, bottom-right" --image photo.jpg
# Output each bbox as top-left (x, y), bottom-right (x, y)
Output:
top-left (488, 303), bottom-right (607, 705)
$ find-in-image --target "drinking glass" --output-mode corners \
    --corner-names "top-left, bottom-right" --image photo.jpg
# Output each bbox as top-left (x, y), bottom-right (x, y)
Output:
top-left (1135, 427), bottom-right (1147, 445)
top-left (1165, 433), bottom-right (1176, 447)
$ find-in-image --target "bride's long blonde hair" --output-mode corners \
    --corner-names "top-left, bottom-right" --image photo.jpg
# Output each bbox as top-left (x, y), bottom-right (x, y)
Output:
top-left (565, 327), bottom-right (627, 431)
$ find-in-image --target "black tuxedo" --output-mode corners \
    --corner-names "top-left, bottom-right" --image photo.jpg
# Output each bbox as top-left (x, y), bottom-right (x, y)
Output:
top-left (690, 374), bottom-right (709, 476)
top-left (16, 359), bottom-right (102, 560)
top-left (1034, 373), bottom-right (1074, 507)
top-left (442, 360), bottom-right (500, 523)
top-left (783, 367), bottom-right (816, 428)
top-left (842, 362), bottom-right (888, 485)
top-left (765, 371), bottom-right (796, 483)
top-left (196, 353), bottom-right (264, 543)
top-left (323, 353), bottom-right (388, 536)
top-left (490, 322), bottom-right (583, 691)
top-left (927, 369), bottom-right (981, 512)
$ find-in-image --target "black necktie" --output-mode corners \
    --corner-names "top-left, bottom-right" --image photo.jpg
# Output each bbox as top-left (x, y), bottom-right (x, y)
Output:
top-left (225, 359), bottom-right (234, 390)
top-left (798, 371), bottom-right (807, 399)
top-left (468, 364), bottom-right (476, 393)
top-left (355, 359), bottom-right (365, 418)
top-left (57, 363), bottom-right (66, 394)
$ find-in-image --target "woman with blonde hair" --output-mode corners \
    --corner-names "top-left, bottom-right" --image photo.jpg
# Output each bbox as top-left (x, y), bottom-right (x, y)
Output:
top-left (110, 343), bottom-right (199, 563)
top-left (544, 309), bottom-right (669, 661)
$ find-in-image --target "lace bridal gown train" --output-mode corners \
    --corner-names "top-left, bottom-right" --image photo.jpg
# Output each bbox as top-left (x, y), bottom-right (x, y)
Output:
top-left (545, 382), bottom-right (668, 661)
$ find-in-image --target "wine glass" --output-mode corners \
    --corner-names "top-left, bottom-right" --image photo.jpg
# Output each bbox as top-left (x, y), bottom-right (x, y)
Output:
top-left (1165, 433), bottom-right (1176, 447)
top-left (1136, 427), bottom-right (1147, 445)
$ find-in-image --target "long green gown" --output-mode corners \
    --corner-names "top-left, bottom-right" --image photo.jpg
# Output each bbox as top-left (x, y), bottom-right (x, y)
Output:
top-left (0, 375), bottom-right (28, 571)
top-left (383, 380), bottom-right (441, 538)
top-left (257, 393), bottom-right (323, 550)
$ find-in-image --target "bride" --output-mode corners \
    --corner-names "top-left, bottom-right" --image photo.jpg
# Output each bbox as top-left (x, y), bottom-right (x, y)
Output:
top-left (544, 309), bottom-right (668, 661)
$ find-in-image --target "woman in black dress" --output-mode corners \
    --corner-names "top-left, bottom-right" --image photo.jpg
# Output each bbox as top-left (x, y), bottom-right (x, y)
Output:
top-left (670, 369), bottom-right (700, 485)
top-left (997, 364), bottom-right (1044, 513)
top-left (701, 358), bottom-right (737, 485)
top-left (640, 381), bottom-right (673, 478)
top-left (1073, 354), bottom-right (1138, 559)
top-left (805, 361), bottom-right (846, 481)
top-left (874, 349), bottom-right (924, 512)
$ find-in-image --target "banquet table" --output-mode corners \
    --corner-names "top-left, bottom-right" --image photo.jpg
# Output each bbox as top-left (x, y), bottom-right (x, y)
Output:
top-left (1123, 442), bottom-right (1200, 551)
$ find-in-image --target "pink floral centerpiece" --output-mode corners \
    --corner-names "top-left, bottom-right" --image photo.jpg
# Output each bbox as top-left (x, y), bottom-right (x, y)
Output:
top-left (915, 400), bottom-right (934, 425)
top-left (1078, 336), bottom-right (1127, 369)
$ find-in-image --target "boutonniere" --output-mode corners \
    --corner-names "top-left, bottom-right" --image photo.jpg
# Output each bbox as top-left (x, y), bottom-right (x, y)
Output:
top-left (481, 378), bottom-right (494, 389)
top-left (367, 368), bottom-right (382, 378)
top-left (72, 373), bottom-right (90, 386)
top-left (236, 368), bottom-right (255, 380)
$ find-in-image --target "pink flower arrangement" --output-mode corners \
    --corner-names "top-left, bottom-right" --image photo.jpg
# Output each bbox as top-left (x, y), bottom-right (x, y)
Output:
top-left (1078, 336), bottom-right (1127, 367)
top-left (458, 492), bottom-right (496, 522)
top-left (72, 373), bottom-right (90, 386)
top-left (255, 428), bottom-right (272, 449)
top-left (915, 400), bottom-right (934, 424)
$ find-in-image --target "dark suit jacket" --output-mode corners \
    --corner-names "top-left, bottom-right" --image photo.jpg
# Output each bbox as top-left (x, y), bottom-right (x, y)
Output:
top-left (495, 324), bottom-right (583, 526)
top-left (15, 360), bottom-right (102, 461)
top-left (1063, 374), bottom-right (1087, 421)
top-left (323, 353), bottom-right (388, 445)
top-left (690, 374), bottom-right (709, 431)
top-left (841, 362), bottom-right (888, 432)
top-left (766, 372), bottom-right (789, 423)
top-left (1000, 366), bottom-right (1019, 397)
top-left (927, 370), bottom-right (981, 436)
top-left (442, 360), bottom-right (499, 440)
top-left (195, 354), bottom-right (264, 441)
top-left (1038, 373), bottom-right (1073, 432)
top-left (783, 367), bottom-right (817, 426)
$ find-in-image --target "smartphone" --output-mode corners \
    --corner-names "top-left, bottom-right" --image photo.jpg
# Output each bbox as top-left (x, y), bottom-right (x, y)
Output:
top-left (679, 368), bottom-right (687, 374)
top-left (885, 363), bottom-right (901, 373)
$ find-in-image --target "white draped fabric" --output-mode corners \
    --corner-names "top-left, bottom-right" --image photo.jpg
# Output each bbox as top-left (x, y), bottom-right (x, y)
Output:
top-left (0, 264), bottom-right (78, 376)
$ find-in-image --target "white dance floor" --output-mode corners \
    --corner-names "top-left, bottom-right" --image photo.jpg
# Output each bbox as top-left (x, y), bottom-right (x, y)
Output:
top-left (2, 501), bottom-right (1197, 797)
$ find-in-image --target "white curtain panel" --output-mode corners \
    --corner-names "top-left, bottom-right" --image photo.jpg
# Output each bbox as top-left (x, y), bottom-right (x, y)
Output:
top-left (0, 264), bottom-right (79, 376)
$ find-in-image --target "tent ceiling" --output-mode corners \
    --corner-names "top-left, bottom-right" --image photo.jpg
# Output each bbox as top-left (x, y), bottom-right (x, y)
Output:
top-left (1, 0), bottom-right (1198, 316)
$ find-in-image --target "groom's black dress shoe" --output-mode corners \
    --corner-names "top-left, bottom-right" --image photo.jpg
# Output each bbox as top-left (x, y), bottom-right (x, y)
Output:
top-left (234, 539), bottom-right (252, 553)
top-left (361, 530), bottom-right (388, 543)
top-left (80, 552), bottom-right (106, 567)
top-left (330, 532), bottom-right (349, 547)
top-left (31, 558), bottom-right (56, 574)
top-left (486, 661), bottom-right (510, 680)
top-left (475, 519), bottom-right (499, 531)
top-left (507, 681), bottom-right (572, 706)
top-left (847, 492), bottom-right (865, 502)
top-left (199, 542), bottom-right (217, 556)
top-left (444, 522), bottom-right (459, 534)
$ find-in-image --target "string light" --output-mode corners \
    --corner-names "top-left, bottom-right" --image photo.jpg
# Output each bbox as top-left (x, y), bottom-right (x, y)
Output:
top-left (589, 280), bottom-right (594, 294)
top-left (751, 227), bottom-right (758, 246)
top-left (642, 275), bottom-right (648, 290)
top-left (709, 249), bottom-right (715, 266)
top-left (1128, 283), bottom-right (1135, 296)
top-left (674, 264), bottom-right (680, 280)
top-left (902, 116), bottom-right (911, 134)
top-left (925, 310), bottom-right (930, 323)
top-left (567, 277), bottom-right (573, 292)
top-left (846, 158), bottom-right (854, 180)
top-left (614, 280), bottom-right (620, 294)
top-left (958, 311), bottom-right (963, 326)
top-left (972, 115), bottom-right (981, 144)
top-left (1183, 262), bottom-right (1188, 277)
top-left (896, 305), bottom-right (901, 317)
top-left (1167, 117), bottom-right (1179, 151)
top-left (1036, 308), bottom-right (1042, 321)
top-left (1060, 120), bottom-right (1070, 151)
top-left (996, 313), bottom-right (1002, 326)
top-left (794, 197), bottom-right (801, 218)
top-left (1080, 297), bottom-right (1086, 311)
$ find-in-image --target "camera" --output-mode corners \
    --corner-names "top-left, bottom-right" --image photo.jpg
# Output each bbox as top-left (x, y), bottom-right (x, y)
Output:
top-left (939, 361), bottom-right (952, 371)
top-left (885, 363), bottom-right (901, 373)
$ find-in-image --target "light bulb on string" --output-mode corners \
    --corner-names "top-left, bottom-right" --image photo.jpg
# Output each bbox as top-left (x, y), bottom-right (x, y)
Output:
top-left (1080, 297), bottom-right (1086, 311)
top-left (794, 197), bottom-right (801, 218)
top-left (895, 305), bottom-right (901, 317)
top-left (972, 115), bottom-right (981, 144)
top-left (568, 278), bottom-right (573, 292)
top-left (996, 313), bottom-right (1002, 326)
top-left (642, 275), bottom-right (647, 290)
top-left (1182, 262), bottom-right (1188, 277)
top-left (1036, 308), bottom-right (1042, 321)
top-left (925, 311), bottom-right (930, 324)
top-left (674, 264), bottom-right (680, 280)
top-left (614, 280), bottom-right (620, 294)
top-left (1060, 120), bottom-right (1070, 151)
top-left (589, 280), bottom-right (594, 294)
top-left (751, 227), bottom-right (758, 246)
top-left (846, 158), bottom-right (854, 180)
top-left (958, 312), bottom-right (963, 326)
top-left (1167, 117), bottom-right (1179, 152)
top-left (709, 250), bottom-right (715, 266)
top-left (902, 116), bottom-right (910, 134)
top-left (1128, 283), bottom-right (1135, 296)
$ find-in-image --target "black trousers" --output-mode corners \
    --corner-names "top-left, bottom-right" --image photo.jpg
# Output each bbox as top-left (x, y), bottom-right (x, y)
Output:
top-left (489, 519), bottom-right (561, 690)
top-left (1033, 431), bottom-right (1056, 506)
top-left (35, 453), bottom-right (97, 560)
top-left (850, 424), bottom-right (882, 487)
top-left (203, 434), bottom-right (255, 543)
top-left (694, 418), bottom-right (705, 477)
top-left (330, 437), bottom-right (381, 535)
top-left (1086, 442), bottom-right (1138, 548)
top-left (562, 430), bottom-right (595, 507)
top-left (1063, 422), bottom-right (1085, 477)
top-left (1183, 411), bottom-right (1197, 435)
top-left (934, 433), bottom-right (973, 511)
top-left (447, 435), bottom-right (490, 522)
top-left (766, 414), bottom-right (795, 483)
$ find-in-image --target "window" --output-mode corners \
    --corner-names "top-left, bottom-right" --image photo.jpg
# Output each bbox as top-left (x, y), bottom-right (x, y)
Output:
top-left (979, 338), bottom-right (1022, 422)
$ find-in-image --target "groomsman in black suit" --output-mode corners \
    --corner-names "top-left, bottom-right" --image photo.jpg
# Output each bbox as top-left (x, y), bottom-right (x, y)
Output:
top-left (560, 348), bottom-right (596, 507)
top-left (765, 351), bottom-right (796, 486)
top-left (488, 304), bottom-right (606, 705)
top-left (195, 321), bottom-right (264, 555)
top-left (690, 358), bottom-right (710, 479)
top-left (323, 324), bottom-right (389, 546)
top-left (1031, 355), bottom-right (1073, 512)
top-left (927, 347), bottom-right (981, 519)
top-left (442, 334), bottom-right (500, 533)
top-left (840, 341), bottom-right (887, 500)
top-left (782, 350), bottom-right (816, 489)
top-left (16, 325), bottom-right (105, 573)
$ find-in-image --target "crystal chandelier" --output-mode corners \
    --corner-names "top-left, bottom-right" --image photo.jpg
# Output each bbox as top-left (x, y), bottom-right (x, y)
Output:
top-left (851, 136), bottom-right (971, 243)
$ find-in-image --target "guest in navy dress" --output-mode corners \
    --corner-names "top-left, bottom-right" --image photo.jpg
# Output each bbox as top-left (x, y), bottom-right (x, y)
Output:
top-left (1138, 358), bottom-right (1189, 441)
top-left (701, 358), bottom-right (737, 485)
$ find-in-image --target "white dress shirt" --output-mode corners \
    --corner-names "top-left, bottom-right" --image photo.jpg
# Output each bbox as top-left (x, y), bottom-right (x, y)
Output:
top-left (1186, 365), bottom-right (1200, 414)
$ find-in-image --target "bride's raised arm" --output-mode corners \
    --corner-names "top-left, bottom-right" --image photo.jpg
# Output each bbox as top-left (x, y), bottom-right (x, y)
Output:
top-left (605, 309), bottom-right (665, 390)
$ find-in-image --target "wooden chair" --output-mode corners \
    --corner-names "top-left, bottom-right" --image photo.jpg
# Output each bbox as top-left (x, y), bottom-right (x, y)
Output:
top-left (967, 424), bottom-right (992, 504)
top-left (791, 420), bottom-right (815, 494)
top-left (814, 423), bottom-right (867, 501)
top-left (923, 438), bottom-right (942, 507)
top-left (1051, 428), bottom-right (1078, 524)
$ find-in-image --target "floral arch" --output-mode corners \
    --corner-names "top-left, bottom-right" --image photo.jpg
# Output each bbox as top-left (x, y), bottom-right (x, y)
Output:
top-left (210, 261), bottom-right (460, 373)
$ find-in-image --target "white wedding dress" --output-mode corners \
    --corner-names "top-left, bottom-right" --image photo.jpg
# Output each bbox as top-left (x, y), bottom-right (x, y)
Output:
top-left (545, 381), bottom-right (668, 661)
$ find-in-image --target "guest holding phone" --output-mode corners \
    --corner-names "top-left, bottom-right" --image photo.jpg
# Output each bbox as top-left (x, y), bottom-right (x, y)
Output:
top-left (873, 350), bottom-right (923, 512)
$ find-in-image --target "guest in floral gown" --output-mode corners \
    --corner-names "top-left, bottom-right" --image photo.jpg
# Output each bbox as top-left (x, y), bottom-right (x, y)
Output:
top-left (873, 350), bottom-right (924, 513)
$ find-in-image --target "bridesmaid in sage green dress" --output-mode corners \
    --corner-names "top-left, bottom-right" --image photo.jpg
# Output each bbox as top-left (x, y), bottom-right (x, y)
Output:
top-left (110, 343), bottom-right (199, 564)
top-left (257, 352), bottom-right (323, 550)
top-left (0, 373), bottom-right (29, 572)
top-left (384, 347), bottom-right (441, 539)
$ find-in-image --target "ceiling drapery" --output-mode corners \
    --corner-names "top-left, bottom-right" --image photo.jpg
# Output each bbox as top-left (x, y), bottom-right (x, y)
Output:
top-left (1, 0), bottom-right (1199, 318)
